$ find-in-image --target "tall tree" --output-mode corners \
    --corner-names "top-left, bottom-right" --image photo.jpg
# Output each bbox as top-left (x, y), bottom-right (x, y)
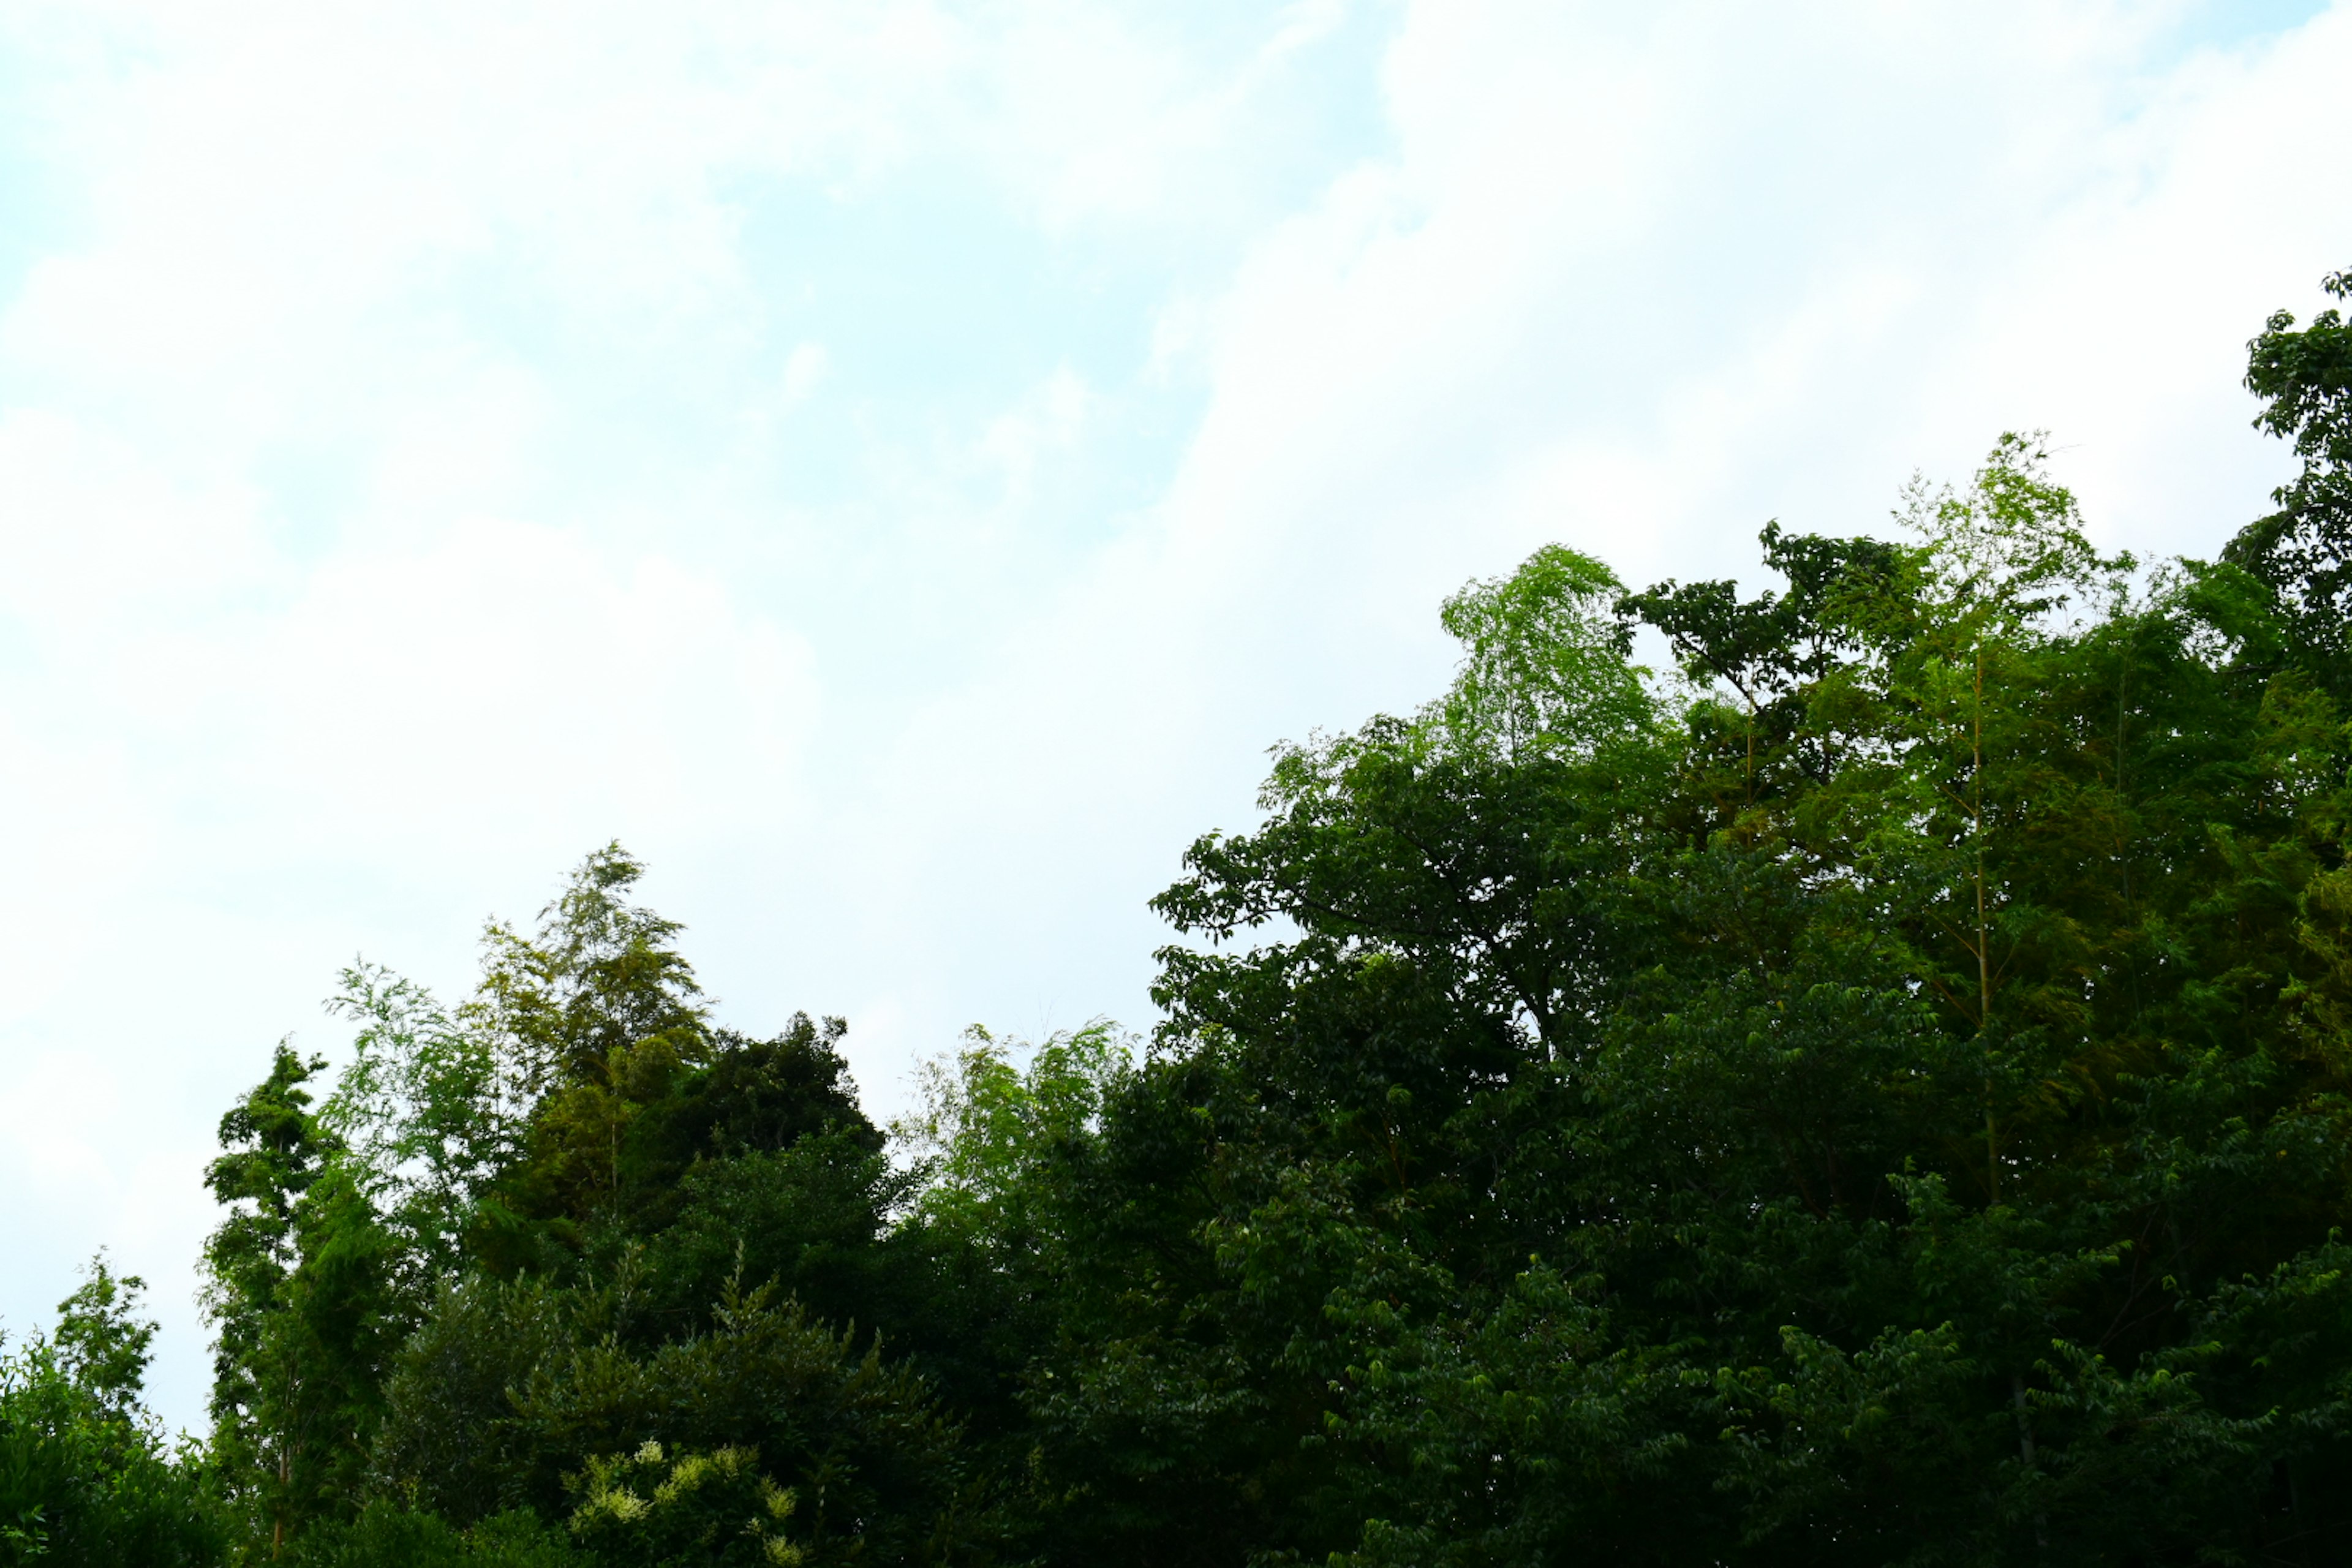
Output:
top-left (2226, 266), bottom-right (2352, 692)
top-left (204, 1044), bottom-right (405, 1554)
top-left (469, 843), bottom-right (714, 1239)
top-left (1, 1302), bottom-right (224, 1567)
top-left (51, 1253), bottom-right (158, 1423)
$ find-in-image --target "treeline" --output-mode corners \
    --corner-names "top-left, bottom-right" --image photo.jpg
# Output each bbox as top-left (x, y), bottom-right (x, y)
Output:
top-left (13, 269), bottom-right (2352, 1564)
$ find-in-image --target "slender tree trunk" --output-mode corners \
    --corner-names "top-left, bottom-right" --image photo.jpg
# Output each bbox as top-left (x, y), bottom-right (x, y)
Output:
top-left (2013, 1373), bottom-right (2046, 1549)
top-left (275, 1329), bottom-right (299, 1557)
top-left (1977, 646), bottom-right (1997, 1205)
top-left (1746, 698), bottom-right (1757, 807)
top-left (275, 1436), bottom-right (291, 1556)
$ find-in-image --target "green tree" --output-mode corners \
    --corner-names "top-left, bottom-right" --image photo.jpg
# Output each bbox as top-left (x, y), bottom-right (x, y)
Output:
top-left (323, 963), bottom-right (509, 1294)
top-left (0, 1287), bottom-right (223, 1567)
top-left (566, 1441), bottom-right (804, 1567)
top-left (371, 1275), bottom-right (978, 1565)
top-left (929, 369), bottom-right (2352, 1561)
top-left (1428, 543), bottom-right (1652, 760)
top-left (467, 844), bottom-right (714, 1242)
top-left (205, 1044), bottom-right (407, 1555)
top-left (2226, 266), bottom-right (2352, 690)
top-left (51, 1253), bottom-right (158, 1423)
top-left (283, 1503), bottom-right (580, 1567)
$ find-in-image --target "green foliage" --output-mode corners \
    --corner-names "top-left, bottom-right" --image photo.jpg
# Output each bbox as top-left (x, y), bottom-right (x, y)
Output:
top-left (946, 351), bottom-right (2352, 1561)
top-left (372, 1275), bottom-right (976, 1564)
top-left (51, 1253), bottom-right (158, 1423)
top-left (205, 1042), bottom-right (409, 1552)
top-left (0, 1314), bottom-right (224, 1567)
top-left (471, 846), bottom-right (713, 1241)
top-left (567, 1441), bottom-right (804, 1566)
top-left (895, 1022), bottom-right (1132, 1249)
top-left (2229, 267), bottom-right (2352, 684)
top-left (197, 842), bottom-right (986, 1562)
top-left (323, 963), bottom-right (510, 1287)
top-left (470, 841), bottom-right (710, 1105)
top-left (1430, 543), bottom-right (1652, 758)
top-left (282, 1503), bottom-right (581, 1567)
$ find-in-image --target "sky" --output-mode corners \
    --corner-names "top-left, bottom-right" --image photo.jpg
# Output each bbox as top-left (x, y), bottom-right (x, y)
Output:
top-left (0, 0), bottom-right (2347, 1434)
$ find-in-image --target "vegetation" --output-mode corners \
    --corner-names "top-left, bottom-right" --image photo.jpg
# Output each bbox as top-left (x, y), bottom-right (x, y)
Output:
top-left (1, 1258), bottom-right (224, 1564)
top-left (15, 268), bottom-right (2352, 1563)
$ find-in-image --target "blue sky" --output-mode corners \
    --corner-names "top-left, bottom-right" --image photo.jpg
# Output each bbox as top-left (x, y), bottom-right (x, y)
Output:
top-left (0, 0), bottom-right (2347, 1433)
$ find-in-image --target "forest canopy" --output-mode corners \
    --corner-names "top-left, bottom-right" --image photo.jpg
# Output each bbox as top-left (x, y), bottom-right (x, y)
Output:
top-left (13, 268), bottom-right (2352, 1565)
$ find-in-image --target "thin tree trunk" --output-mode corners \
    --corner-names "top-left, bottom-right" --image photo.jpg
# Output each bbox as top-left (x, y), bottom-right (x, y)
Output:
top-left (1977, 647), bottom-right (1997, 1205)
top-left (2013, 1373), bottom-right (2046, 1549)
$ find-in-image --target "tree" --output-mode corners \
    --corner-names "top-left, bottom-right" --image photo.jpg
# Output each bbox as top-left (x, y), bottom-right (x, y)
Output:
top-left (0, 1269), bottom-right (222, 1567)
top-left (467, 844), bottom-right (714, 1240)
top-left (179, 840), bottom-right (1010, 1564)
top-left (51, 1253), bottom-right (158, 1423)
top-left (371, 1275), bottom-right (979, 1565)
top-left (322, 963), bottom-right (508, 1295)
top-left (940, 391), bottom-right (2352, 1562)
top-left (205, 1043), bottom-right (407, 1554)
top-left (1428, 544), bottom-right (1652, 760)
top-left (2226, 266), bottom-right (2352, 690)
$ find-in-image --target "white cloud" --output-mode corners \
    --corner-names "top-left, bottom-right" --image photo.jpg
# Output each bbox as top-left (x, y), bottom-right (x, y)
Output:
top-left (780, 342), bottom-right (832, 407)
top-left (978, 364), bottom-right (1089, 500)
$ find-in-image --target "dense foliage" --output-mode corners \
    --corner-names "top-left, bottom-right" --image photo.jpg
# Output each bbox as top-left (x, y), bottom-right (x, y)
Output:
top-left (18, 269), bottom-right (2352, 1564)
top-left (1, 1259), bottom-right (224, 1566)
